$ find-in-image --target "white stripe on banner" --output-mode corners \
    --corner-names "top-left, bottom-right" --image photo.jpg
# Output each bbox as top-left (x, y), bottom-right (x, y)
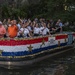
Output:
top-left (0, 42), bottom-right (51, 52)
top-left (0, 39), bottom-right (67, 52)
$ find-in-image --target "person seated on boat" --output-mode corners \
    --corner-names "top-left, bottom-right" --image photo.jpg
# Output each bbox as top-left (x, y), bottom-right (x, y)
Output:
top-left (40, 22), bottom-right (51, 36)
top-left (33, 23), bottom-right (40, 36)
top-left (0, 21), bottom-right (6, 38)
top-left (7, 20), bottom-right (18, 38)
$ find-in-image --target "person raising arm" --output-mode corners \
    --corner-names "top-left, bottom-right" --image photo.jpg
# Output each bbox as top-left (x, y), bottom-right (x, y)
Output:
top-left (0, 21), bottom-right (6, 38)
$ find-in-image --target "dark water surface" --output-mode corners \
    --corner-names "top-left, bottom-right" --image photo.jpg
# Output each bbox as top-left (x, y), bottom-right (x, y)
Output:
top-left (0, 49), bottom-right (75, 75)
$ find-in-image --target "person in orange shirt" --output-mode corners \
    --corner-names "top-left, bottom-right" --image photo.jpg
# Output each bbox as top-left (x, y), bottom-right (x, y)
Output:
top-left (0, 21), bottom-right (6, 38)
top-left (7, 20), bottom-right (18, 38)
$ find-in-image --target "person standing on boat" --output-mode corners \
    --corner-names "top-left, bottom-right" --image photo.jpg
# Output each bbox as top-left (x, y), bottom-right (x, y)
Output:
top-left (7, 20), bottom-right (18, 38)
top-left (47, 22), bottom-right (56, 34)
top-left (0, 21), bottom-right (6, 38)
top-left (27, 19), bottom-right (33, 36)
top-left (56, 19), bottom-right (63, 32)
top-left (23, 22), bottom-right (32, 37)
top-left (18, 22), bottom-right (32, 38)
top-left (40, 22), bottom-right (50, 36)
top-left (33, 23), bottom-right (40, 36)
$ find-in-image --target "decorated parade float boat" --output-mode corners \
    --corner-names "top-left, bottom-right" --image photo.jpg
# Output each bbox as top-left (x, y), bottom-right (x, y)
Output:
top-left (0, 32), bottom-right (75, 69)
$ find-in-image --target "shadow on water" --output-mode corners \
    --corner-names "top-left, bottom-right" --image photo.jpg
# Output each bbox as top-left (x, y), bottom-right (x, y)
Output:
top-left (0, 49), bottom-right (75, 75)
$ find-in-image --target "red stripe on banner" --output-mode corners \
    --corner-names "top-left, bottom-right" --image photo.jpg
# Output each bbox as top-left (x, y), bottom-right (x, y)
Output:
top-left (0, 37), bottom-right (48, 46)
top-left (55, 35), bottom-right (68, 40)
top-left (73, 33), bottom-right (75, 36)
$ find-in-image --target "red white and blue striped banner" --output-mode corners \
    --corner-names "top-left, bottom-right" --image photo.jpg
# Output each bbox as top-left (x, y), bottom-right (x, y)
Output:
top-left (0, 34), bottom-right (68, 56)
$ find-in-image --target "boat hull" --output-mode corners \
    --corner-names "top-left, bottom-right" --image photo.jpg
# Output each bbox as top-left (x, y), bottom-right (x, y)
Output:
top-left (0, 45), bottom-right (74, 69)
top-left (0, 32), bottom-right (75, 69)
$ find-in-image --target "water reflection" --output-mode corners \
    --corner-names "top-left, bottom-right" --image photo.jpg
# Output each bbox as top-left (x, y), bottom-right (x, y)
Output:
top-left (0, 50), bottom-right (75, 75)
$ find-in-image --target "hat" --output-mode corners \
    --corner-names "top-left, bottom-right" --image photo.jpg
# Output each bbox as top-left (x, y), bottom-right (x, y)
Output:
top-left (0, 21), bottom-right (2, 25)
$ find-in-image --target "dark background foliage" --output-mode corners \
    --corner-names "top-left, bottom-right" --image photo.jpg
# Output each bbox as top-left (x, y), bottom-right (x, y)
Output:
top-left (0, 0), bottom-right (75, 22)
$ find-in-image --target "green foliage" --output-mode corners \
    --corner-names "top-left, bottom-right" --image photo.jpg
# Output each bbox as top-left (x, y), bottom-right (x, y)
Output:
top-left (0, 3), bottom-right (28, 20)
top-left (47, 0), bottom-right (75, 21)
top-left (0, 0), bottom-right (75, 21)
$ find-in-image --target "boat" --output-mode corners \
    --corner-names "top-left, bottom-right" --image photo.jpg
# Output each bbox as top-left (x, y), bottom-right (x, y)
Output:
top-left (0, 32), bottom-right (75, 69)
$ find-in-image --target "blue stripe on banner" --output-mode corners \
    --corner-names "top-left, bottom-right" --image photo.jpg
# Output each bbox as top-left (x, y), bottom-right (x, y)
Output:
top-left (2, 43), bottom-right (67, 56)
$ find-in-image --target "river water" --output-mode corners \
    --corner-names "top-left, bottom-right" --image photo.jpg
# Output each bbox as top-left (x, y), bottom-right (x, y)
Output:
top-left (0, 49), bottom-right (75, 75)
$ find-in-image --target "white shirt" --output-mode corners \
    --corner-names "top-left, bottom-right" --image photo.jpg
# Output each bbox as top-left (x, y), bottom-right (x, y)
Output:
top-left (17, 28), bottom-right (24, 36)
top-left (23, 28), bottom-right (29, 37)
top-left (34, 27), bottom-right (40, 34)
top-left (17, 24), bottom-right (21, 30)
top-left (20, 28), bottom-right (24, 32)
top-left (27, 26), bottom-right (32, 31)
top-left (40, 27), bottom-right (44, 34)
top-left (40, 27), bottom-right (49, 35)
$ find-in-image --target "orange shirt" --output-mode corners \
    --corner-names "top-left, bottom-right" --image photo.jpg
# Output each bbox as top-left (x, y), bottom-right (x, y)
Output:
top-left (8, 25), bottom-right (18, 38)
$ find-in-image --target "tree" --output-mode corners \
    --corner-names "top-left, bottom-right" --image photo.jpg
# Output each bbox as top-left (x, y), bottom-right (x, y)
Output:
top-left (47, 0), bottom-right (75, 21)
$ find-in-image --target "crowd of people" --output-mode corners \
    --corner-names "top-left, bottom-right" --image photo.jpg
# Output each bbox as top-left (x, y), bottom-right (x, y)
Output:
top-left (0, 17), bottom-right (63, 38)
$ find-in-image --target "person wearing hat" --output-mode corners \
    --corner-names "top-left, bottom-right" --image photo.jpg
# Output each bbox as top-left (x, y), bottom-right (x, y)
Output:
top-left (0, 21), bottom-right (6, 38)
